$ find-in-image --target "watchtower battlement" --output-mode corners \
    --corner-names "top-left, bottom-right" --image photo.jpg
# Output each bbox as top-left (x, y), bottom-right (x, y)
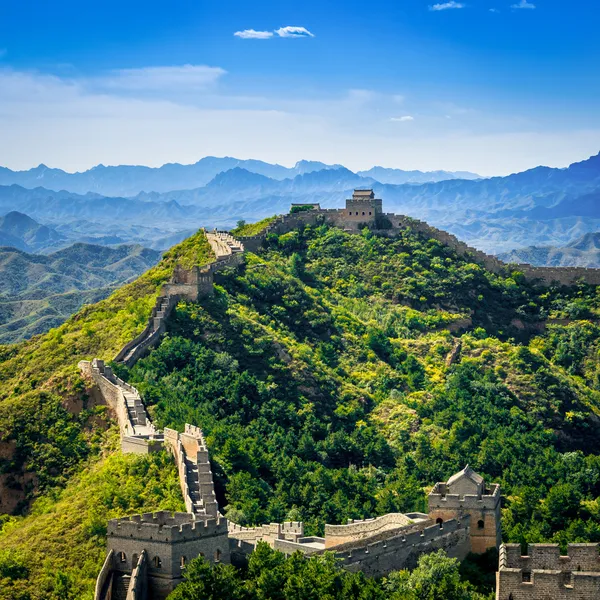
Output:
top-left (428, 466), bottom-right (501, 554)
top-left (500, 543), bottom-right (600, 573)
top-left (496, 544), bottom-right (600, 599)
top-left (107, 511), bottom-right (227, 543)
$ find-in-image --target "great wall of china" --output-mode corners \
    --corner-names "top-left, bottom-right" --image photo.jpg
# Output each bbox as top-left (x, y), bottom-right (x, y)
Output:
top-left (80, 192), bottom-right (600, 599)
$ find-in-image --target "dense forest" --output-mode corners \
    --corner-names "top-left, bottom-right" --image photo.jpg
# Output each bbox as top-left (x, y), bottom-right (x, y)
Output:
top-left (2, 220), bottom-right (600, 598)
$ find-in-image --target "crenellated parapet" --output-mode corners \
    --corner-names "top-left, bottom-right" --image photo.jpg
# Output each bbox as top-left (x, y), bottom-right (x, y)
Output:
top-left (228, 520), bottom-right (305, 547)
top-left (324, 512), bottom-right (429, 548)
top-left (496, 543), bottom-right (600, 599)
top-left (108, 511), bottom-right (227, 543)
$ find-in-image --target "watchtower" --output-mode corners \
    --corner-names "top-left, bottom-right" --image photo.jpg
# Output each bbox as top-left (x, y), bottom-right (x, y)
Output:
top-left (107, 511), bottom-right (229, 599)
top-left (428, 465), bottom-right (501, 554)
top-left (344, 189), bottom-right (382, 224)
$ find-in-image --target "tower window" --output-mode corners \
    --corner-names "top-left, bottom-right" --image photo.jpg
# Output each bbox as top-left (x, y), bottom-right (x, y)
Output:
top-left (215, 549), bottom-right (221, 563)
top-left (153, 556), bottom-right (162, 569)
top-left (180, 556), bottom-right (186, 568)
top-left (119, 552), bottom-right (127, 563)
top-left (522, 571), bottom-right (531, 583)
top-left (362, 211), bottom-right (365, 215)
top-left (436, 518), bottom-right (443, 528)
top-left (477, 519), bottom-right (485, 529)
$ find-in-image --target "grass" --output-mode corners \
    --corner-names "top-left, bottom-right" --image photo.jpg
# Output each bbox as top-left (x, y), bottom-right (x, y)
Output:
top-left (231, 216), bottom-right (277, 237)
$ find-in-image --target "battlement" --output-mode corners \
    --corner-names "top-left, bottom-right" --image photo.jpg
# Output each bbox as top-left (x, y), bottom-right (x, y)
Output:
top-left (108, 512), bottom-right (226, 543)
top-left (228, 521), bottom-right (305, 547)
top-left (428, 483), bottom-right (501, 509)
top-left (500, 543), bottom-right (600, 572)
top-left (324, 512), bottom-right (428, 548)
top-left (498, 544), bottom-right (600, 599)
top-left (332, 517), bottom-right (471, 577)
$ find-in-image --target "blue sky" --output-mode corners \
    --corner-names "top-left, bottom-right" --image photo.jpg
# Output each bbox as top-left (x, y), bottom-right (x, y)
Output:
top-left (0, 0), bottom-right (598, 175)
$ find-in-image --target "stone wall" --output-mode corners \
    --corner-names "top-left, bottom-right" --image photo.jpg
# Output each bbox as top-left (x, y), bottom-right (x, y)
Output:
top-left (127, 550), bottom-right (148, 600)
top-left (324, 512), bottom-right (429, 548)
top-left (496, 543), bottom-right (600, 600)
top-left (108, 512), bottom-right (230, 587)
top-left (332, 517), bottom-right (471, 578)
top-left (80, 359), bottom-right (163, 454)
top-left (94, 550), bottom-right (114, 600)
top-left (228, 521), bottom-right (304, 548)
top-left (239, 208), bottom-right (600, 287)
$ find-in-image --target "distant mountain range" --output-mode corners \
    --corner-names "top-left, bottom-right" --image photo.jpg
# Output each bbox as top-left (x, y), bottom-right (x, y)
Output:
top-left (0, 152), bottom-right (599, 255)
top-left (0, 242), bottom-right (160, 343)
top-left (0, 157), bottom-right (480, 197)
top-left (498, 232), bottom-right (600, 268)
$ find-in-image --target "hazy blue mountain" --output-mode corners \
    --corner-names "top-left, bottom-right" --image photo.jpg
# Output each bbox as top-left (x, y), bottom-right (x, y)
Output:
top-left (357, 166), bottom-right (481, 184)
top-left (1, 152), bottom-right (599, 254)
top-left (0, 157), bottom-right (347, 197)
top-left (0, 243), bottom-right (161, 343)
top-left (498, 232), bottom-right (600, 268)
top-left (0, 211), bottom-right (65, 252)
top-left (0, 156), bottom-right (481, 197)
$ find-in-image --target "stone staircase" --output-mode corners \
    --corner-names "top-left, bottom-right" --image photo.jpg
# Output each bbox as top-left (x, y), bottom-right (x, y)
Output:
top-left (111, 573), bottom-right (130, 600)
top-left (206, 230), bottom-right (245, 258)
top-left (185, 456), bottom-right (206, 515)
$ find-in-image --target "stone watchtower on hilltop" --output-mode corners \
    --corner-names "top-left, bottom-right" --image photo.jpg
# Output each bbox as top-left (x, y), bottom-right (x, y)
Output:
top-left (344, 189), bottom-right (383, 224)
top-left (428, 465), bottom-right (501, 554)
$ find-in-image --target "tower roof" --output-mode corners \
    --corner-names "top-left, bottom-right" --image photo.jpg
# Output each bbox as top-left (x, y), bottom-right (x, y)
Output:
top-left (447, 465), bottom-right (484, 487)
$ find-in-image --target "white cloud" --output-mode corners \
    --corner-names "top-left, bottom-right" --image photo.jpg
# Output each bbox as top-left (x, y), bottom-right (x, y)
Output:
top-left (489, 8), bottom-right (500, 12)
top-left (511, 0), bottom-right (535, 8)
top-left (234, 29), bottom-right (273, 39)
top-left (429, 1), bottom-right (465, 11)
top-left (391, 116), bottom-right (414, 122)
top-left (101, 65), bottom-right (226, 91)
top-left (275, 26), bottom-right (314, 38)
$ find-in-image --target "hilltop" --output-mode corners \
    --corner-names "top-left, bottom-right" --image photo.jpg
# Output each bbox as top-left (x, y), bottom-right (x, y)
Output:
top-left (2, 212), bottom-right (600, 598)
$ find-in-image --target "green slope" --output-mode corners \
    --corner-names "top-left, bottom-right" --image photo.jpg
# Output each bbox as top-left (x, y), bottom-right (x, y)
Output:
top-left (3, 221), bottom-right (600, 598)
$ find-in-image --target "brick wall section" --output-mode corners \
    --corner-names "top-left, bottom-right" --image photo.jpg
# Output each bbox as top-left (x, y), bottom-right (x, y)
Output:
top-left (333, 517), bottom-right (471, 578)
top-left (127, 549), bottom-right (148, 600)
top-left (228, 521), bottom-right (305, 548)
top-left (324, 512), bottom-right (429, 548)
top-left (496, 543), bottom-right (600, 599)
top-left (94, 550), bottom-right (114, 600)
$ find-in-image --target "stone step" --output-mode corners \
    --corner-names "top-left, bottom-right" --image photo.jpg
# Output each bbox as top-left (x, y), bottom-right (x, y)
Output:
top-left (111, 573), bottom-right (131, 600)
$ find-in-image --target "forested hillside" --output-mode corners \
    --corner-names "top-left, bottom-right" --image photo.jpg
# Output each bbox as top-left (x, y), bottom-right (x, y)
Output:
top-left (2, 221), bottom-right (600, 598)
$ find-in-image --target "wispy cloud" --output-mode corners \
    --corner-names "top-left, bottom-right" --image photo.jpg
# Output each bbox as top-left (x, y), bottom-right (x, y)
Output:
top-left (429, 1), bottom-right (465, 11)
top-left (390, 116), bottom-right (414, 122)
top-left (489, 8), bottom-right (500, 13)
top-left (101, 65), bottom-right (226, 91)
top-left (234, 29), bottom-right (273, 39)
top-left (511, 0), bottom-right (535, 8)
top-left (275, 26), bottom-right (314, 38)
